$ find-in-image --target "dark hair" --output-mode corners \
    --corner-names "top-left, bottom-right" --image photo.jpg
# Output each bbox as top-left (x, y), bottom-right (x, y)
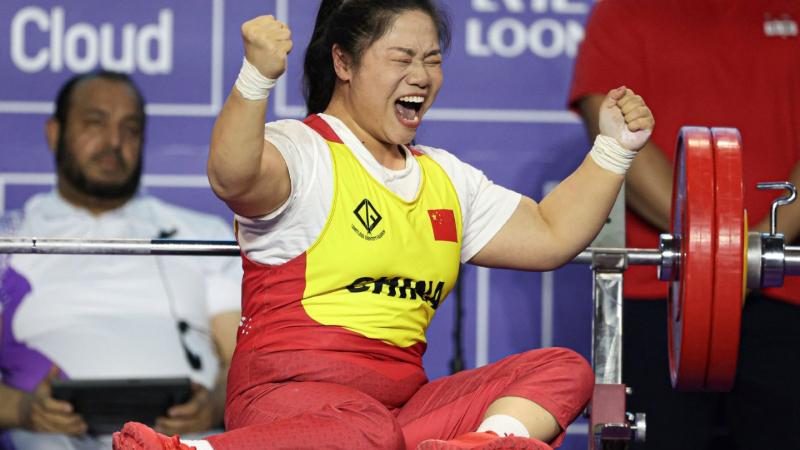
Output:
top-left (303, 0), bottom-right (451, 115)
top-left (53, 70), bottom-right (146, 130)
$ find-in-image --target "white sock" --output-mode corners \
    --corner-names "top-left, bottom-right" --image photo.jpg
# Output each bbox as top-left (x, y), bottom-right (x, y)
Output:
top-left (476, 414), bottom-right (530, 438)
top-left (181, 440), bottom-right (215, 450)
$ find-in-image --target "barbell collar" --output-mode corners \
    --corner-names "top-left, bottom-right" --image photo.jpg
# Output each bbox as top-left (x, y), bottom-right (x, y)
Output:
top-left (761, 234), bottom-right (786, 288)
top-left (657, 233), bottom-right (680, 281)
top-left (746, 232), bottom-right (763, 289)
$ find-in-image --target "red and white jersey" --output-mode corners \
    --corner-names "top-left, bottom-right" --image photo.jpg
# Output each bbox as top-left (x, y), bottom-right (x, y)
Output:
top-left (235, 113), bottom-right (522, 266)
top-left (227, 115), bottom-right (521, 407)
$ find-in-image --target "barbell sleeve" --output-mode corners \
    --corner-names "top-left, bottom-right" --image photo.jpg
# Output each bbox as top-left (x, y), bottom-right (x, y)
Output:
top-left (787, 246), bottom-right (800, 276)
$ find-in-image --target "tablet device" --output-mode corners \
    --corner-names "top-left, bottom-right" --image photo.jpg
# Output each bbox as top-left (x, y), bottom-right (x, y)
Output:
top-left (51, 377), bottom-right (192, 435)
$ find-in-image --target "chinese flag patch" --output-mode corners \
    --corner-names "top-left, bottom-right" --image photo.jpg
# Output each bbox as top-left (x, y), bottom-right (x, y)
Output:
top-left (428, 209), bottom-right (457, 242)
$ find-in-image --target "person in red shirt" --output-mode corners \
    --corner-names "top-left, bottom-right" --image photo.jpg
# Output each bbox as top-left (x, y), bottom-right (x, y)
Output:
top-left (569, 1), bottom-right (800, 449)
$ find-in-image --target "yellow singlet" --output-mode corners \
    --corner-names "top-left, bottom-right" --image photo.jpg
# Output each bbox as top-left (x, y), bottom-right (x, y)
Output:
top-left (237, 115), bottom-right (463, 368)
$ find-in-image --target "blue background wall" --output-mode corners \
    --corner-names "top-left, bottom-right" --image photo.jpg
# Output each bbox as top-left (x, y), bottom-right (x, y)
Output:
top-left (1, 1), bottom-right (598, 446)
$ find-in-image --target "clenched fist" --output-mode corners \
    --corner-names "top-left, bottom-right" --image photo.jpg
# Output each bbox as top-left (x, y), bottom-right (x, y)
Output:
top-left (599, 86), bottom-right (654, 151)
top-left (241, 15), bottom-right (293, 80)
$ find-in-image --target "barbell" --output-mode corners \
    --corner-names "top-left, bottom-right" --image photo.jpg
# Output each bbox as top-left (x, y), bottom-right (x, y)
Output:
top-left (1, 126), bottom-right (797, 392)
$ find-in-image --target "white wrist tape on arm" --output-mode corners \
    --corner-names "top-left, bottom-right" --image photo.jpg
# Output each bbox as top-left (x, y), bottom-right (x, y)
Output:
top-left (590, 134), bottom-right (638, 175)
top-left (235, 57), bottom-right (277, 101)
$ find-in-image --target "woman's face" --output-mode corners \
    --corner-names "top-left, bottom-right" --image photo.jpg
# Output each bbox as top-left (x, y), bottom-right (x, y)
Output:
top-left (344, 9), bottom-right (443, 147)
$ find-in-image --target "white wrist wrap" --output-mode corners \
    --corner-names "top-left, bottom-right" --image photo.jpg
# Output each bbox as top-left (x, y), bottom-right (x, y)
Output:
top-left (235, 57), bottom-right (277, 101)
top-left (590, 134), bottom-right (638, 175)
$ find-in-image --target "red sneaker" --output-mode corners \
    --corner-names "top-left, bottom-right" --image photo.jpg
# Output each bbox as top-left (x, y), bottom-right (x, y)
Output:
top-left (416, 431), bottom-right (553, 450)
top-left (112, 422), bottom-right (197, 450)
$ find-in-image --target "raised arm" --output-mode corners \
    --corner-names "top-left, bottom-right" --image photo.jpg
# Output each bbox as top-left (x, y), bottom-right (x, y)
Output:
top-left (577, 94), bottom-right (673, 232)
top-left (208, 15), bottom-right (293, 218)
top-left (470, 87), bottom-right (654, 271)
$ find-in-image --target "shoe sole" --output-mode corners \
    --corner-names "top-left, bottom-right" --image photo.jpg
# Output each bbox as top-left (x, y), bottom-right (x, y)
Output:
top-left (417, 435), bottom-right (548, 450)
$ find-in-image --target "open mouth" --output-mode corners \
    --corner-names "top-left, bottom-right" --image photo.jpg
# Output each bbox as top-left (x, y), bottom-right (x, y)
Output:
top-left (394, 95), bottom-right (424, 127)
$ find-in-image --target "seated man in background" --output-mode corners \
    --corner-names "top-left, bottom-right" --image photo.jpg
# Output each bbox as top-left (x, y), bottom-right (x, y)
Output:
top-left (0, 71), bottom-right (242, 449)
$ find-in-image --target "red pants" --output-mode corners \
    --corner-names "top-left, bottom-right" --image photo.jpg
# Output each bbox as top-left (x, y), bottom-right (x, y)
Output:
top-left (208, 348), bottom-right (593, 450)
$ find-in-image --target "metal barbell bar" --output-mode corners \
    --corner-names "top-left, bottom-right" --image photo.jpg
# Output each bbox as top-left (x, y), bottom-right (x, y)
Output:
top-left (1, 236), bottom-right (796, 286)
top-left (0, 238), bottom-right (241, 256)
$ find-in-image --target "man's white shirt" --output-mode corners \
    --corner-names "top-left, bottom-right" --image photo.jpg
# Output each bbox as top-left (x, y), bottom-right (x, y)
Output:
top-left (2, 191), bottom-right (241, 389)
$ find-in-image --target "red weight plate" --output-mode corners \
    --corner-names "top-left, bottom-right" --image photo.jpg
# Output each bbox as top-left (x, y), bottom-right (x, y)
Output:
top-left (705, 128), bottom-right (745, 391)
top-left (668, 127), bottom-right (715, 390)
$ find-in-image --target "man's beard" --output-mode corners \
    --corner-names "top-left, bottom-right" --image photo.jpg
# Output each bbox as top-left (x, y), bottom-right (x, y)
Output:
top-left (55, 132), bottom-right (142, 201)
